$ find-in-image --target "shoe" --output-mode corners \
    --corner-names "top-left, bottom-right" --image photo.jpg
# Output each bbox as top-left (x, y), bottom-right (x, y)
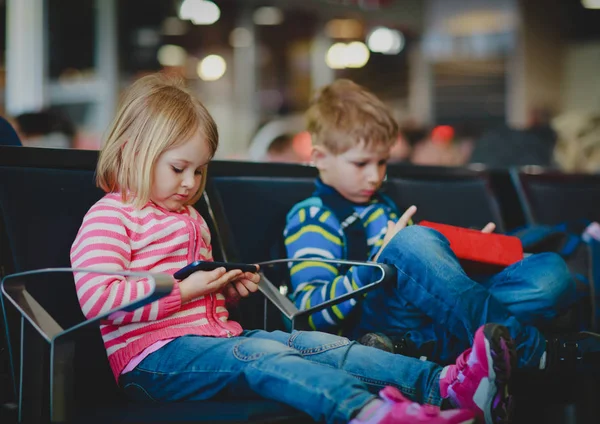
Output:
top-left (350, 386), bottom-right (476, 424)
top-left (358, 333), bottom-right (395, 353)
top-left (439, 324), bottom-right (516, 424)
top-left (546, 331), bottom-right (600, 372)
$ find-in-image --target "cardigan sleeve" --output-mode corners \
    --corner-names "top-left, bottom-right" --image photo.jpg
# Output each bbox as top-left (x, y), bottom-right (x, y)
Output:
top-left (70, 202), bottom-right (182, 324)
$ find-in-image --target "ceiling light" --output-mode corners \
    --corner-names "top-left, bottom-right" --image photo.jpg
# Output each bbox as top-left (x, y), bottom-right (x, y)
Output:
top-left (179, 0), bottom-right (220, 25)
top-left (157, 45), bottom-right (187, 67)
top-left (198, 55), bottom-right (227, 81)
top-left (367, 27), bottom-right (404, 55)
top-left (582, 0), bottom-right (600, 8)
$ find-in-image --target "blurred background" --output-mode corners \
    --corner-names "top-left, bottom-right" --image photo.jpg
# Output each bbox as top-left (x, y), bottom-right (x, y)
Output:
top-left (0, 0), bottom-right (599, 169)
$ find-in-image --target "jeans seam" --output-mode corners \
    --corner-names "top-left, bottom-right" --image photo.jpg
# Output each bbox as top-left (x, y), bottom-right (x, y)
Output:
top-left (425, 373), bottom-right (443, 406)
top-left (122, 382), bottom-right (159, 402)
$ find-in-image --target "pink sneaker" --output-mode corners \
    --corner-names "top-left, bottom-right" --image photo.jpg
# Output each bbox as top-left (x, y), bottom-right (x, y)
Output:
top-left (350, 386), bottom-right (476, 424)
top-left (439, 324), bottom-right (516, 424)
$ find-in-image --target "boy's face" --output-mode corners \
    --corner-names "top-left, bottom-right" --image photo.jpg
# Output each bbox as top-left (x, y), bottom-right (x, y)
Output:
top-left (151, 131), bottom-right (210, 212)
top-left (313, 141), bottom-right (390, 203)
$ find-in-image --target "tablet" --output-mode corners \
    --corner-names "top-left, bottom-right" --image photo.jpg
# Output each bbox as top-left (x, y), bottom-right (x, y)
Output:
top-left (174, 260), bottom-right (259, 280)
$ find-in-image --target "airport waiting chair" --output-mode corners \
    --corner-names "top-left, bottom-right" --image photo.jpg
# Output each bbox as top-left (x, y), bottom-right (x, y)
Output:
top-left (385, 164), bottom-right (506, 232)
top-left (0, 147), bottom-right (308, 423)
top-left (510, 166), bottom-right (600, 226)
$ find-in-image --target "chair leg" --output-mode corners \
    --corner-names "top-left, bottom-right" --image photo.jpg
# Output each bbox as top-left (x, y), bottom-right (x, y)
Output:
top-left (20, 319), bottom-right (49, 423)
top-left (50, 338), bottom-right (74, 423)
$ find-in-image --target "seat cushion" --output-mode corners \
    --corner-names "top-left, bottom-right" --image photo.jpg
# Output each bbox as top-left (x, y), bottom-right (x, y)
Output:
top-left (76, 399), bottom-right (309, 423)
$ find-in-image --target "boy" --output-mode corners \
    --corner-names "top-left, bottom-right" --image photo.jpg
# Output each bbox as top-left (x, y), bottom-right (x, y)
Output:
top-left (284, 79), bottom-right (600, 371)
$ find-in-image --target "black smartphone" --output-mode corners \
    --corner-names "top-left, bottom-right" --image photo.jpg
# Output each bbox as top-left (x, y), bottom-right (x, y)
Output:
top-left (174, 260), bottom-right (259, 280)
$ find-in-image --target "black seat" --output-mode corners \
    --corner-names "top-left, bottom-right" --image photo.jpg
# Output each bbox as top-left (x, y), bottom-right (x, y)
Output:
top-left (0, 146), bottom-right (307, 424)
top-left (385, 164), bottom-right (506, 232)
top-left (511, 166), bottom-right (600, 225)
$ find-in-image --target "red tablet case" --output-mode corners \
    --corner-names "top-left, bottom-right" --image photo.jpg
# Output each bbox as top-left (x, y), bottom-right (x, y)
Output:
top-left (419, 221), bottom-right (524, 272)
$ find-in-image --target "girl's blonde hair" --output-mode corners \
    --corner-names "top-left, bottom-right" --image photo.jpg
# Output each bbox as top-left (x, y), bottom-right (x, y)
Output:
top-left (96, 73), bottom-right (218, 208)
top-left (553, 112), bottom-right (600, 173)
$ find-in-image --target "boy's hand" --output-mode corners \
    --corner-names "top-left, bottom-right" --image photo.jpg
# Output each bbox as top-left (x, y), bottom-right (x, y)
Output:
top-left (179, 267), bottom-right (243, 303)
top-left (481, 222), bottom-right (496, 233)
top-left (225, 267), bottom-right (261, 300)
top-left (374, 205), bottom-right (417, 261)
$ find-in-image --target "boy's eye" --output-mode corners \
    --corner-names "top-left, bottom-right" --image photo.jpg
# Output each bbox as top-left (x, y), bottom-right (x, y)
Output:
top-left (171, 166), bottom-right (183, 173)
top-left (378, 159), bottom-right (388, 166)
top-left (354, 162), bottom-right (367, 168)
top-left (194, 169), bottom-right (203, 175)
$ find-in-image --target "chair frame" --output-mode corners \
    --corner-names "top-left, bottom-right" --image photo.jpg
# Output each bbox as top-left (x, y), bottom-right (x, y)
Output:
top-left (1, 268), bottom-right (172, 423)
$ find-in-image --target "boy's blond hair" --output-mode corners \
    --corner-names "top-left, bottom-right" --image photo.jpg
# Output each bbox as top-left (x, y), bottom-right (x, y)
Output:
top-left (553, 112), bottom-right (600, 173)
top-left (306, 79), bottom-right (399, 154)
top-left (96, 73), bottom-right (218, 208)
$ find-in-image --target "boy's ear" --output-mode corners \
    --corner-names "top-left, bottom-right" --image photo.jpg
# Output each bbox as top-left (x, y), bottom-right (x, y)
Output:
top-left (311, 145), bottom-right (329, 170)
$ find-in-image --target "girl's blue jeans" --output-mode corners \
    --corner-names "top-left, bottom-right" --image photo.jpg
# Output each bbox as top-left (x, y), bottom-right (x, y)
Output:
top-left (355, 225), bottom-right (578, 368)
top-left (119, 330), bottom-right (444, 424)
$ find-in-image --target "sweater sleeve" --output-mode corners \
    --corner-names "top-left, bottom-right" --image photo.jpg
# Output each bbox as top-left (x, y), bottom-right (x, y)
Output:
top-left (70, 204), bottom-right (182, 324)
top-left (283, 206), bottom-right (374, 331)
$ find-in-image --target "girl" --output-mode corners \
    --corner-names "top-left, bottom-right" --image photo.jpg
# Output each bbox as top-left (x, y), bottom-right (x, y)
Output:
top-left (70, 73), bottom-right (514, 424)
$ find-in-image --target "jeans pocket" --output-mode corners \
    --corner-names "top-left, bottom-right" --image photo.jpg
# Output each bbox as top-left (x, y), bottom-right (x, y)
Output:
top-left (121, 382), bottom-right (159, 402)
top-left (289, 331), bottom-right (351, 355)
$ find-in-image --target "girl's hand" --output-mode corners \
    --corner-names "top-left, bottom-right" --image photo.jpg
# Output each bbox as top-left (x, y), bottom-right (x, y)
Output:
top-left (225, 267), bottom-right (260, 300)
top-left (374, 205), bottom-right (417, 261)
top-left (179, 267), bottom-right (243, 303)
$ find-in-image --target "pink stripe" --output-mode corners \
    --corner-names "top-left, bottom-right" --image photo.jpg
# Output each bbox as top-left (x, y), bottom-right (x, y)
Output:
top-left (78, 276), bottom-right (123, 306)
top-left (134, 245), bottom-right (188, 260)
top-left (87, 283), bottom-right (125, 317)
top-left (103, 313), bottom-right (212, 348)
top-left (72, 242), bottom-right (130, 264)
top-left (73, 228), bottom-right (131, 249)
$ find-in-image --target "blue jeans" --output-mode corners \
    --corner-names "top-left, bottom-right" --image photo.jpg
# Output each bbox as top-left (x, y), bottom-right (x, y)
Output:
top-left (119, 330), bottom-right (444, 424)
top-left (355, 226), bottom-right (577, 368)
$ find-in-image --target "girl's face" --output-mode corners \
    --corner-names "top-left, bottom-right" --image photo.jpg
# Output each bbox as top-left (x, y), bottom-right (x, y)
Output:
top-left (151, 131), bottom-right (210, 212)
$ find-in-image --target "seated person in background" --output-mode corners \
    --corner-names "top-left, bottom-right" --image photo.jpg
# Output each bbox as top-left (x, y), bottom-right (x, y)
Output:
top-left (284, 78), bottom-right (600, 374)
top-left (264, 134), bottom-right (304, 163)
top-left (71, 73), bottom-right (513, 424)
top-left (13, 108), bottom-right (76, 148)
top-left (388, 120), bottom-right (427, 164)
top-left (410, 125), bottom-right (470, 167)
top-left (469, 108), bottom-right (556, 168)
top-left (552, 111), bottom-right (600, 173)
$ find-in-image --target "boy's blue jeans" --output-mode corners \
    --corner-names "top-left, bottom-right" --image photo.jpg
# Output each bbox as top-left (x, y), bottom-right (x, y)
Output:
top-left (355, 226), bottom-right (577, 368)
top-left (119, 330), bottom-right (444, 424)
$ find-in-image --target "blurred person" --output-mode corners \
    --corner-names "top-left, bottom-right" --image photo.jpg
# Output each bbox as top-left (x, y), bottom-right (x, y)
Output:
top-left (263, 131), bottom-right (312, 164)
top-left (410, 125), bottom-right (470, 167)
top-left (388, 121), bottom-right (428, 164)
top-left (263, 134), bottom-right (301, 163)
top-left (469, 108), bottom-right (557, 168)
top-left (553, 111), bottom-right (600, 173)
top-left (13, 109), bottom-right (76, 149)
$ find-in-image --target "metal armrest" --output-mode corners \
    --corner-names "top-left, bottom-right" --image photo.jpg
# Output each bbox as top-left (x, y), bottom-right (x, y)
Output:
top-left (0, 267), bottom-right (173, 423)
top-left (256, 258), bottom-right (395, 331)
top-left (1, 267), bottom-right (173, 341)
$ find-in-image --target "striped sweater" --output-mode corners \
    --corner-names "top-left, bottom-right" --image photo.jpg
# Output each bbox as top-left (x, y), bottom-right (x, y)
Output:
top-left (70, 193), bottom-right (242, 381)
top-left (283, 188), bottom-right (399, 332)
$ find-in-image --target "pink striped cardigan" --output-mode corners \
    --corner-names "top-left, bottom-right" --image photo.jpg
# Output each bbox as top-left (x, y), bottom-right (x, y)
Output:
top-left (70, 193), bottom-right (243, 381)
